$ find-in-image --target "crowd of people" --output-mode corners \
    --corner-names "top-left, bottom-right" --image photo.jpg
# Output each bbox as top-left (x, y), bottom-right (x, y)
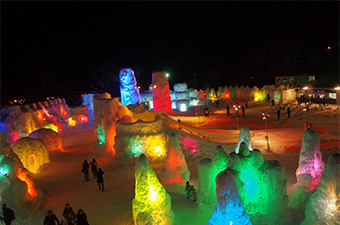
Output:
top-left (43, 203), bottom-right (90, 225)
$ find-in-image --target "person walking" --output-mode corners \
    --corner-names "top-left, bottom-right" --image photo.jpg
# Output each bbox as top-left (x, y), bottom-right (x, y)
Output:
top-left (62, 203), bottom-right (76, 225)
top-left (1, 204), bottom-right (15, 225)
top-left (44, 210), bottom-right (60, 225)
top-left (82, 160), bottom-right (90, 181)
top-left (76, 209), bottom-right (89, 225)
top-left (90, 159), bottom-right (97, 178)
top-left (190, 185), bottom-right (197, 202)
top-left (277, 108), bottom-right (281, 120)
top-left (271, 99), bottom-right (275, 108)
top-left (185, 181), bottom-right (191, 199)
top-left (241, 105), bottom-right (245, 117)
top-left (226, 105), bottom-right (231, 116)
top-left (287, 107), bottom-right (291, 118)
top-left (97, 168), bottom-right (104, 192)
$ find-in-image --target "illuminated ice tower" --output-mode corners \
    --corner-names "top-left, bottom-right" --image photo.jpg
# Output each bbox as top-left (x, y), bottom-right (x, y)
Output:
top-left (152, 71), bottom-right (172, 113)
top-left (119, 68), bottom-right (140, 106)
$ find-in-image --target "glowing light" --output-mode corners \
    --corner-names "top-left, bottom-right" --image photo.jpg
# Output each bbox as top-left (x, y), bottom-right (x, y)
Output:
top-left (166, 73), bottom-right (169, 78)
top-left (153, 85), bottom-right (157, 88)
top-left (0, 167), bottom-right (8, 176)
top-left (149, 101), bottom-right (154, 109)
top-left (254, 97), bottom-right (259, 101)
top-left (149, 186), bottom-right (158, 202)
top-left (191, 149), bottom-right (197, 154)
top-left (334, 87), bottom-right (340, 90)
top-left (43, 124), bottom-right (59, 133)
top-left (179, 103), bottom-right (187, 112)
top-left (67, 118), bottom-right (76, 127)
top-left (13, 100), bottom-right (17, 103)
top-left (303, 86), bottom-right (309, 90)
top-left (17, 168), bottom-right (38, 199)
top-left (77, 114), bottom-right (88, 123)
top-left (327, 46), bottom-right (331, 50)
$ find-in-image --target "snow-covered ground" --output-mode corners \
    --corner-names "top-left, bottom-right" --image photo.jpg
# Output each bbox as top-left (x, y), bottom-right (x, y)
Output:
top-left (29, 101), bottom-right (339, 224)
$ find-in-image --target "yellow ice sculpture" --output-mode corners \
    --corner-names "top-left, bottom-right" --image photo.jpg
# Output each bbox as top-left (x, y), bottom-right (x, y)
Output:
top-left (132, 154), bottom-right (175, 224)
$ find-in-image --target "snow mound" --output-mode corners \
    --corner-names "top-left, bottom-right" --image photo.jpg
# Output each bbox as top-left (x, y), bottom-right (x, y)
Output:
top-left (10, 137), bottom-right (50, 174)
top-left (28, 128), bottom-right (64, 151)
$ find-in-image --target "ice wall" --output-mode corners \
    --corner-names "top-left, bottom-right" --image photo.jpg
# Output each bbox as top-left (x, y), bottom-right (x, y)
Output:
top-left (10, 137), bottom-right (50, 174)
top-left (82, 93), bottom-right (94, 123)
top-left (114, 116), bottom-right (168, 160)
top-left (207, 170), bottom-right (252, 225)
top-left (160, 134), bottom-right (190, 192)
top-left (295, 128), bottom-right (325, 191)
top-left (119, 68), bottom-right (141, 106)
top-left (152, 71), bottom-right (172, 113)
top-left (301, 153), bottom-right (340, 225)
top-left (228, 144), bottom-right (291, 224)
top-left (132, 154), bottom-right (175, 224)
top-left (235, 126), bottom-right (252, 154)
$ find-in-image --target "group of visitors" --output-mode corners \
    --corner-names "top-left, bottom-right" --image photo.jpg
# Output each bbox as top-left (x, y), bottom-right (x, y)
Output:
top-left (185, 181), bottom-right (197, 202)
top-left (82, 158), bottom-right (104, 192)
top-left (44, 203), bottom-right (89, 225)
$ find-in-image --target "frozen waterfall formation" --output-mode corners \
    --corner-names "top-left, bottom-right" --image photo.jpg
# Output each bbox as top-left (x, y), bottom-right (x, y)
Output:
top-left (160, 133), bottom-right (190, 192)
top-left (119, 68), bottom-right (141, 106)
top-left (132, 154), bottom-right (175, 225)
top-left (295, 128), bottom-right (325, 192)
top-left (152, 71), bottom-right (172, 113)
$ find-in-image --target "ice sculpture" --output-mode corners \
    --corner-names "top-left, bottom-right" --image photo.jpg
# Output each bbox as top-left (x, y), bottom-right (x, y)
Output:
top-left (198, 146), bottom-right (228, 207)
top-left (173, 83), bottom-right (187, 92)
top-left (220, 87), bottom-right (231, 99)
top-left (10, 137), bottom-right (50, 174)
top-left (82, 93), bottom-right (94, 123)
top-left (28, 128), bottom-right (64, 151)
top-left (0, 132), bottom-right (41, 221)
top-left (301, 153), bottom-right (340, 225)
top-left (152, 71), bottom-right (172, 113)
top-left (228, 143), bottom-right (291, 224)
top-left (119, 68), bottom-right (141, 106)
top-left (208, 88), bottom-right (217, 100)
top-left (235, 126), bottom-right (252, 154)
top-left (160, 134), bottom-right (190, 192)
top-left (295, 128), bottom-right (325, 191)
top-left (207, 170), bottom-right (252, 225)
top-left (198, 90), bottom-right (205, 100)
top-left (132, 154), bottom-right (175, 224)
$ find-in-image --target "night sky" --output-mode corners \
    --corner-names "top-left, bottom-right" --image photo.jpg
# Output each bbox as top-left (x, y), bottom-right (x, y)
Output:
top-left (2, 1), bottom-right (339, 100)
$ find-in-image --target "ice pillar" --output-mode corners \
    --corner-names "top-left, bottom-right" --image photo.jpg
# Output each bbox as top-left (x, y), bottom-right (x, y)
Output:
top-left (295, 128), bottom-right (325, 191)
top-left (119, 68), bottom-right (141, 106)
top-left (132, 154), bottom-right (175, 224)
top-left (152, 71), bottom-right (172, 113)
top-left (301, 153), bottom-right (340, 225)
top-left (235, 126), bottom-right (252, 154)
top-left (207, 170), bottom-right (252, 225)
top-left (159, 134), bottom-right (190, 192)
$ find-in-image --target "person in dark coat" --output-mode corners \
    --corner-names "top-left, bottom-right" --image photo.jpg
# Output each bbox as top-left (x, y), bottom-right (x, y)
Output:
top-left (287, 107), bottom-right (291, 118)
top-left (271, 99), bottom-right (275, 108)
top-left (44, 210), bottom-right (60, 225)
top-left (1, 204), bottom-right (15, 225)
top-left (76, 209), bottom-right (89, 225)
top-left (241, 105), bottom-right (245, 117)
top-left (62, 203), bottom-right (76, 225)
top-left (226, 105), bottom-right (231, 116)
top-left (277, 108), bottom-right (281, 120)
top-left (185, 181), bottom-right (191, 199)
top-left (82, 160), bottom-right (90, 181)
top-left (90, 158), bottom-right (97, 178)
top-left (97, 168), bottom-right (104, 192)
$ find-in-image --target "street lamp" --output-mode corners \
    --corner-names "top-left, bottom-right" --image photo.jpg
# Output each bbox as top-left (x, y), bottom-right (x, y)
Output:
top-left (262, 113), bottom-right (270, 150)
top-left (233, 104), bottom-right (240, 130)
